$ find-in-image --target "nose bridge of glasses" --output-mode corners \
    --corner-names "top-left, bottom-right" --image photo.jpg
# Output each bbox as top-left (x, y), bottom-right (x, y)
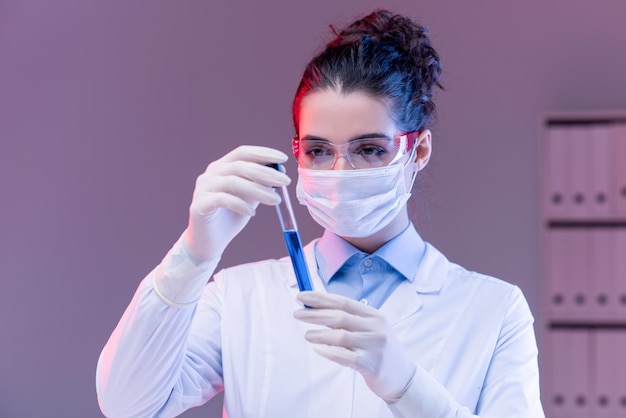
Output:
top-left (332, 155), bottom-right (355, 170)
top-left (332, 142), bottom-right (357, 169)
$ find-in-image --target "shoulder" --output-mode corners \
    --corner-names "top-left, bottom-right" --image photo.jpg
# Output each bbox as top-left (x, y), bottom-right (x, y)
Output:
top-left (419, 242), bottom-right (519, 294)
top-left (448, 259), bottom-right (522, 299)
top-left (421, 242), bottom-right (531, 320)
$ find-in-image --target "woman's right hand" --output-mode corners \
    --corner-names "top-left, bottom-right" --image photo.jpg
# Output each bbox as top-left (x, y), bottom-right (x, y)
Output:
top-left (182, 145), bottom-right (290, 263)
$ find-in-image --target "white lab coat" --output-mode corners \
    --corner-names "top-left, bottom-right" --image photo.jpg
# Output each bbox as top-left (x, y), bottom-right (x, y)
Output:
top-left (97, 239), bottom-right (544, 418)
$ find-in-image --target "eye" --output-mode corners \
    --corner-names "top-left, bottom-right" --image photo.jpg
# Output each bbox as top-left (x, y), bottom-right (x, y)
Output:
top-left (302, 141), bottom-right (334, 160)
top-left (354, 144), bottom-right (386, 156)
top-left (350, 139), bottom-right (391, 160)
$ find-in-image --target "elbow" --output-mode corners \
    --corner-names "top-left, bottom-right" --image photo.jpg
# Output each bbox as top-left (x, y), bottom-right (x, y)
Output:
top-left (96, 357), bottom-right (170, 418)
top-left (96, 384), bottom-right (164, 418)
top-left (96, 360), bottom-right (124, 417)
top-left (96, 353), bottom-right (143, 418)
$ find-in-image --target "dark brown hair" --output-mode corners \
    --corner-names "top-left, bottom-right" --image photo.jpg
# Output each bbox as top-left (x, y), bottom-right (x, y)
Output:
top-left (292, 9), bottom-right (443, 136)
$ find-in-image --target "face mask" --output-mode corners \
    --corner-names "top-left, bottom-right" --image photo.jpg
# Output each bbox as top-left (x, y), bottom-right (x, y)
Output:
top-left (295, 162), bottom-right (416, 238)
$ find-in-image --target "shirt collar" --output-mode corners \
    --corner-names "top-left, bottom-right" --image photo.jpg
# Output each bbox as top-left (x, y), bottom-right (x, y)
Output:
top-left (315, 223), bottom-right (426, 284)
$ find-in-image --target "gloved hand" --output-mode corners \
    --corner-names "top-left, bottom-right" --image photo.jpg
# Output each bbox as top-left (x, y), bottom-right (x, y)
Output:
top-left (294, 291), bottom-right (416, 402)
top-left (182, 145), bottom-right (290, 263)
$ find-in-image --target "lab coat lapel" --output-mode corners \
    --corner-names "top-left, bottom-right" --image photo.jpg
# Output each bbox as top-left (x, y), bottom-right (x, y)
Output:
top-left (379, 279), bottom-right (423, 325)
top-left (380, 243), bottom-right (449, 325)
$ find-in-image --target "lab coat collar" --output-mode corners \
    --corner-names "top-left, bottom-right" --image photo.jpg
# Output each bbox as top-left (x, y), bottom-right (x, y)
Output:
top-left (410, 242), bottom-right (450, 293)
top-left (292, 240), bottom-right (449, 325)
top-left (379, 242), bottom-right (450, 324)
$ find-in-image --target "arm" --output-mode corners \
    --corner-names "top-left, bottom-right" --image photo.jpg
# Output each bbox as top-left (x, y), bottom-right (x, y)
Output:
top-left (96, 241), bottom-right (221, 418)
top-left (388, 287), bottom-right (544, 417)
top-left (294, 288), bottom-right (544, 418)
top-left (96, 146), bottom-right (290, 417)
top-left (470, 286), bottom-right (544, 417)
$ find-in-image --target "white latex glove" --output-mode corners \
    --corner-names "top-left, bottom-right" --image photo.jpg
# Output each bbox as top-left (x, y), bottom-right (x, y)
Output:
top-left (294, 291), bottom-right (416, 402)
top-left (182, 145), bottom-right (290, 263)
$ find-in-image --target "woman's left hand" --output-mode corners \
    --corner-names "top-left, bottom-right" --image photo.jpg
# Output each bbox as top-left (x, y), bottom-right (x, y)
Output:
top-left (294, 291), bottom-right (416, 401)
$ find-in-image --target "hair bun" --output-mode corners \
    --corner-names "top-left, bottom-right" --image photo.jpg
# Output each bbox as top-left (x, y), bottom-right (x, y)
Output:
top-left (331, 9), bottom-right (443, 100)
top-left (293, 9), bottom-right (444, 134)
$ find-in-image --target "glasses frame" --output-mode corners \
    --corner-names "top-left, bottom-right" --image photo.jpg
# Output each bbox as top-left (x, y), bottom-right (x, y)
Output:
top-left (292, 131), bottom-right (420, 170)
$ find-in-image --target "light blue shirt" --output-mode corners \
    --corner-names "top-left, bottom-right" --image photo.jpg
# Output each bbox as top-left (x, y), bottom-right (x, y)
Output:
top-left (314, 223), bottom-right (426, 309)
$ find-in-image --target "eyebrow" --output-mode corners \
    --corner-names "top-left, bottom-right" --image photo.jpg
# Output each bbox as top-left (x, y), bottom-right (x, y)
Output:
top-left (300, 133), bottom-right (392, 142)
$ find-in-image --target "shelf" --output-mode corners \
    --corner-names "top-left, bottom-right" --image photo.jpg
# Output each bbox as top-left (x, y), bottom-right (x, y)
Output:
top-left (548, 321), bottom-right (626, 330)
top-left (539, 112), bottom-right (626, 418)
top-left (546, 220), bottom-right (626, 228)
top-left (544, 109), bottom-right (626, 125)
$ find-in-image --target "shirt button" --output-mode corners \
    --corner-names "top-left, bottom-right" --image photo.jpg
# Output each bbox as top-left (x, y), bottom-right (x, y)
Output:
top-left (359, 298), bottom-right (369, 305)
top-left (363, 258), bottom-right (373, 267)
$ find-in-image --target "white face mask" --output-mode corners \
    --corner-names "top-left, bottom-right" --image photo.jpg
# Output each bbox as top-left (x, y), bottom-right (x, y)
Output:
top-left (295, 162), bottom-right (416, 238)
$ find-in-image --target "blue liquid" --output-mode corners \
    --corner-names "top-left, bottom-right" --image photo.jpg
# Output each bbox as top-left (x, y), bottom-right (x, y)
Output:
top-left (283, 230), bottom-right (313, 291)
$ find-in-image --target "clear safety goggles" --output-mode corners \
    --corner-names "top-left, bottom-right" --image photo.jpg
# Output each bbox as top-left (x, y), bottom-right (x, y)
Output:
top-left (292, 131), bottom-right (419, 170)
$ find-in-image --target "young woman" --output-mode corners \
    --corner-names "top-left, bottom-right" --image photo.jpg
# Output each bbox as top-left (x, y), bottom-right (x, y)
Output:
top-left (97, 10), bottom-right (544, 417)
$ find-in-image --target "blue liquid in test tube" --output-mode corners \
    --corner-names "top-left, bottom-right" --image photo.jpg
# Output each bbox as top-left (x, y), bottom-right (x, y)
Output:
top-left (268, 163), bottom-right (314, 292)
top-left (282, 230), bottom-right (313, 291)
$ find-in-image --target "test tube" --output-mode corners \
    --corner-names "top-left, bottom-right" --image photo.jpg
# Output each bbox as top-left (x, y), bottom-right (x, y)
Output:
top-left (268, 163), bottom-right (314, 292)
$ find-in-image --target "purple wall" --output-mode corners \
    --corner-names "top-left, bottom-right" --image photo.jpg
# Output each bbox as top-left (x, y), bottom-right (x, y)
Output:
top-left (1, 1), bottom-right (625, 416)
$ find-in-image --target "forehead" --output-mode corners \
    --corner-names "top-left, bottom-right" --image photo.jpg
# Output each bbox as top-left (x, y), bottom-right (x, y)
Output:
top-left (298, 89), bottom-right (397, 143)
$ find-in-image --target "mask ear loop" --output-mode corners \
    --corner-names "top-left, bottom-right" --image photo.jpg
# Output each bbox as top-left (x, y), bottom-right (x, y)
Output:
top-left (404, 138), bottom-right (420, 191)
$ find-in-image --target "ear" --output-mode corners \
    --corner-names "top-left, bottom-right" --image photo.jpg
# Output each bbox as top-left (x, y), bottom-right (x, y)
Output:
top-left (413, 129), bottom-right (432, 172)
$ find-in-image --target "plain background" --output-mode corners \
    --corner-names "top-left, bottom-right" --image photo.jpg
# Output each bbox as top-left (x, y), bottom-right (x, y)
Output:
top-left (1, 0), bottom-right (626, 416)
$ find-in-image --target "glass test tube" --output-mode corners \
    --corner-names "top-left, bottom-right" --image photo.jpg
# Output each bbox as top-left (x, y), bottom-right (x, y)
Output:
top-left (268, 163), bottom-right (314, 292)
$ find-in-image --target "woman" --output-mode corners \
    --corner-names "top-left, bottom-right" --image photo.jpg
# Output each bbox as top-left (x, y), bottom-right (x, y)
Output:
top-left (97, 9), bottom-right (544, 417)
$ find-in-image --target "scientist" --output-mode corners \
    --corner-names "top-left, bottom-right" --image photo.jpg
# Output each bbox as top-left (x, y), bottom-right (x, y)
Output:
top-left (96, 9), bottom-right (545, 418)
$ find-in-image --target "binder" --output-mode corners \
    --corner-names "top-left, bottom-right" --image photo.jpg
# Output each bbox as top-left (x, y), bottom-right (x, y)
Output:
top-left (546, 229), bottom-right (569, 319)
top-left (616, 330), bottom-right (626, 415)
top-left (545, 329), bottom-right (590, 417)
top-left (589, 228), bottom-right (615, 320)
top-left (568, 125), bottom-right (591, 218)
top-left (614, 229), bottom-right (626, 320)
top-left (571, 228), bottom-right (591, 319)
top-left (613, 123), bottom-right (626, 217)
top-left (546, 228), bottom-right (592, 320)
top-left (544, 125), bottom-right (571, 218)
top-left (591, 330), bottom-right (626, 417)
top-left (543, 329), bottom-right (566, 418)
top-left (589, 124), bottom-right (613, 217)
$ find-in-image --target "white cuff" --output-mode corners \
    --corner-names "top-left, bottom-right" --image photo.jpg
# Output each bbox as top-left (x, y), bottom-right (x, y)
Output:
top-left (386, 364), bottom-right (471, 418)
top-left (152, 236), bottom-right (220, 308)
